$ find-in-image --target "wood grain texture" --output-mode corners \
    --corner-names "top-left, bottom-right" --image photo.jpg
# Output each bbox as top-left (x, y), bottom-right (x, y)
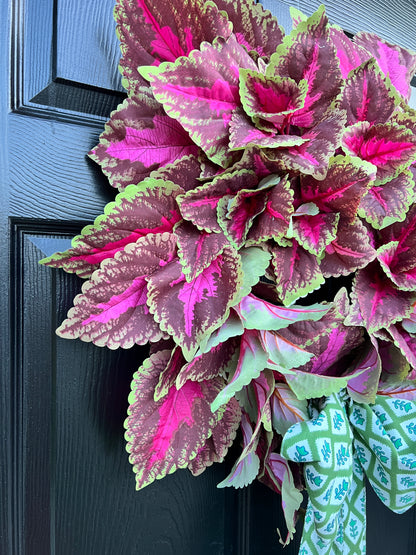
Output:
top-left (9, 114), bottom-right (113, 221)
top-left (13, 0), bottom-right (126, 123)
top-left (3, 0), bottom-right (416, 553)
top-left (266, 0), bottom-right (416, 49)
top-left (56, 0), bottom-right (123, 91)
top-left (10, 222), bottom-right (243, 554)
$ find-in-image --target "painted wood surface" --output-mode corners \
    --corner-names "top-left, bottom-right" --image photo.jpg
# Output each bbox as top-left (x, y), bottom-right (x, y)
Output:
top-left (1, 0), bottom-right (416, 553)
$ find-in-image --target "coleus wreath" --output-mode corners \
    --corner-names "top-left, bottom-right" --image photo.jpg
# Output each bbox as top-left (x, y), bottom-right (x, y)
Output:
top-left (41, 0), bottom-right (416, 552)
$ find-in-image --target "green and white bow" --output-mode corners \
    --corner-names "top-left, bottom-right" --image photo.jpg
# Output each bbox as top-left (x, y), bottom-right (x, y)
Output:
top-left (281, 392), bottom-right (416, 554)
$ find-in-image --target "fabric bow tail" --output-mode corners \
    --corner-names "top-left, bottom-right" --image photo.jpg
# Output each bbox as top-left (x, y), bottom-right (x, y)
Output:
top-left (281, 392), bottom-right (416, 554)
top-left (281, 393), bottom-right (366, 554)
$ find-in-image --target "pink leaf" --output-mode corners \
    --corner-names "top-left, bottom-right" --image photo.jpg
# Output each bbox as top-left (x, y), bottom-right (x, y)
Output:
top-left (342, 121), bottom-right (416, 183)
top-left (40, 179), bottom-right (183, 278)
top-left (115, 0), bottom-right (232, 94)
top-left (270, 241), bottom-right (325, 306)
top-left (126, 350), bottom-right (225, 490)
top-left (106, 116), bottom-right (199, 167)
top-left (56, 233), bottom-right (177, 349)
top-left (147, 247), bottom-right (242, 359)
top-left (354, 31), bottom-right (416, 100)
top-left (148, 35), bottom-right (257, 166)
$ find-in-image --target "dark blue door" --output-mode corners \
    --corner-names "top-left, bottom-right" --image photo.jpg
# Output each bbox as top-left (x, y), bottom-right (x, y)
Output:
top-left (1, 0), bottom-right (415, 553)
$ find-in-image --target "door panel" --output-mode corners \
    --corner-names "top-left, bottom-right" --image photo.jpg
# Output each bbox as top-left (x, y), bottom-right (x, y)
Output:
top-left (2, 0), bottom-right (416, 553)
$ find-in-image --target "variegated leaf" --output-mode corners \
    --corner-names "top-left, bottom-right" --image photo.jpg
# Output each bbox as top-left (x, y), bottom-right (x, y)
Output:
top-left (125, 350), bottom-right (225, 489)
top-left (40, 179), bottom-right (183, 278)
top-left (292, 212), bottom-right (339, 257)
top-left (342, 121), bottom-right (416, 183)
top-left (300, 155), bottom-right (376, 223)
top-left (188, 396), bottom-right (241, 476)
top-left (115, 0), bottom-right (232, 93)
top-left (269, 6), bottom-right (342, 128)
top-left (270, 241), bottom-right (325, 306)
top-left (175, 220), bottom-right (229, 281)
top-left (321, 217), bottom-right (377, 278)
top-left (352, 261), bottom-right (414, 333)
top-left (359, 170), bottom-right (415, 229)
top-left (56, 233), bottom-right (177, 348)
top-left (354, 30), bottom-right (416, 100)
top-left (264, 111), bottom-right (347, 179)
top-left (147, 35), bottom-right (257, 166)
top-left (178, 169), bottom-right (259, 233)
top-left (239, 70), bottom-right (308, 126)
top-left (176, 337), bottom-right (240, 389)
top-left (214, 0), bottom-right (285, 58)
top-left (340, 59), bottom-right (399, 125)
top-left (147, 246), bottom-right (242, 360)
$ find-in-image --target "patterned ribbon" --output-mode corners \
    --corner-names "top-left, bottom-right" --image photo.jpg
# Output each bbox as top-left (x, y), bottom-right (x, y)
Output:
top-left (281, 392), bottom-right (416, 554)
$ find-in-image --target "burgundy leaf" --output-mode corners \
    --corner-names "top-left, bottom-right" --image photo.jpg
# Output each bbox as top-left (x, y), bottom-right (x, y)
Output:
top-left (217, 179), bottom-right (275, 248)
top-left (320, 217), bottom-right (377, 278)
top-left (300, 155), bottom-right (376, 223)
top-left (246, 174), bottom-right (293, 245)
top-left (178, 168), bottom-right (259, 233)
top-left (270, 241), bottom-right (325, 306)
top-left (147, 247), bottom-right (242, 359)
top-left (329, 26), bottom-right (371, 78)
top-left (264, 111), bottom-right (347, 179)
top-left (126, 350), bottom-right (225, 490)
top-left (149, 154), bottom-right (203, 192)
top-left (176, 337), bottom-right (240, 389)
top-left (115, 0), bottom-right (232, 94)
top-left (378, 241), bottom-right (416, 292)
top-left (296, 322), bottom-right (364, 376)
top-left (377, 204), bottom-right (416, 289)
top-left (40, 179), bottom-right (183, 278)
top-left (359, 170), bottom-right (414, 229)
top-left (56, 233), bottom-right (177, 349)
top-left (292, 212), bottom-right (339, 257)
top-left (188, 396), bottom-right (241, 476)
top-left (147, 35), bottom-right (257, 166)
top-left (340, 59), bottom-right (398, 126)
top-left (352, 260), bottom-right (414, 333)
top-left (229, 109), bottom-right (307, 151)
top-left (269, 6), bottom-right (343, 128)
top-left (154, 346), bottom-right (186, 401)
top-left (214, 0), bottom-right (285, 58)
top-left (175, 220), bottom-right (229, 281)
top-left (342, 121), bottom-right (416, 183)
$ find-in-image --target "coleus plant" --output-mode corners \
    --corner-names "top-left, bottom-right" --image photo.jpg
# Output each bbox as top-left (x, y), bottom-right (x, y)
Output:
top-left (41, 0), bottom-right (416, 552)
